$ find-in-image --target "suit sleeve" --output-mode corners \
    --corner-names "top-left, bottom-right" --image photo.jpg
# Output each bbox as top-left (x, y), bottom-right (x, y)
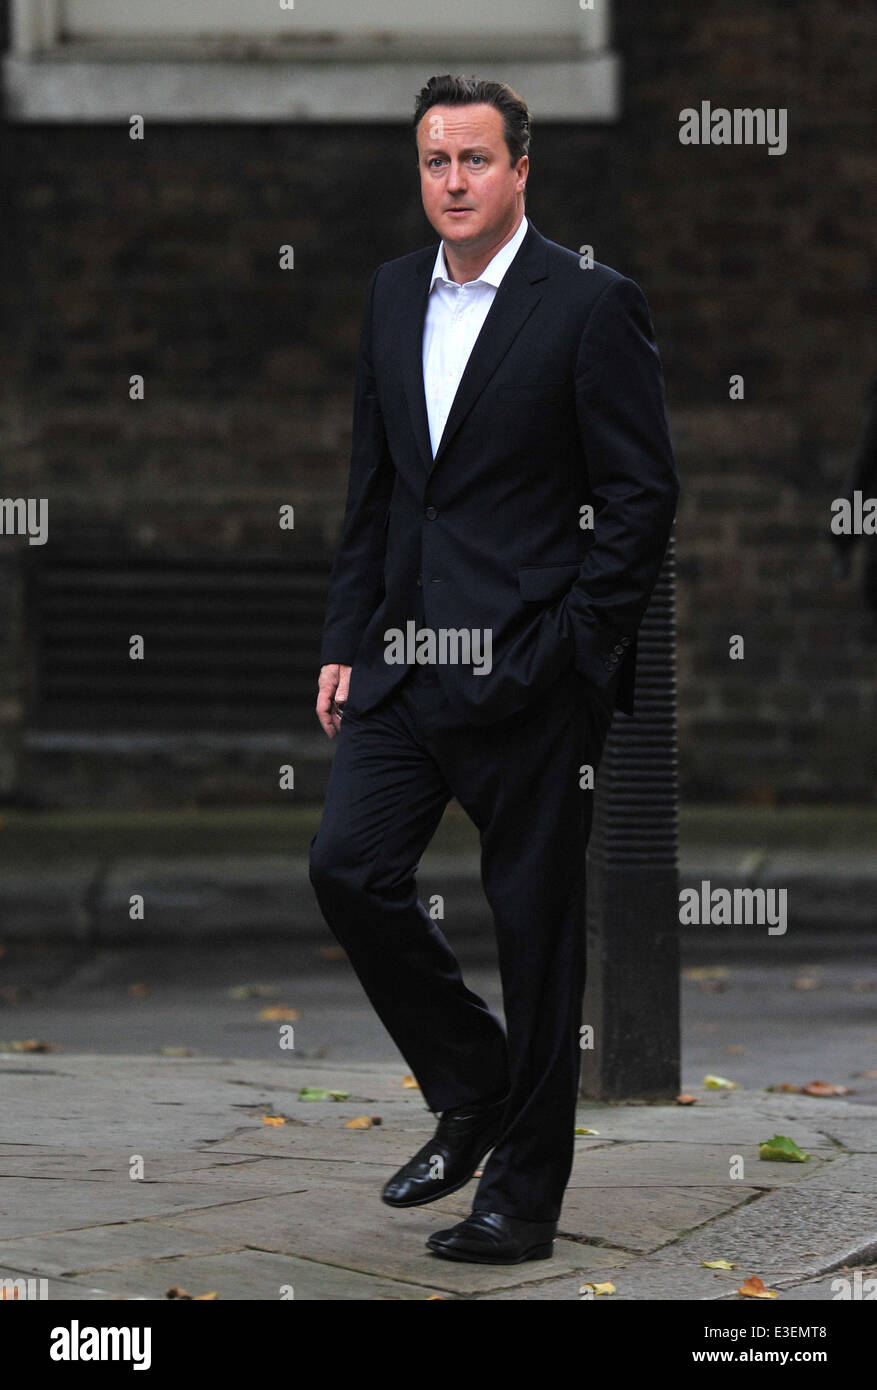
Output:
top-left (550, 274), bottom-right (680, 694)
top-left (319, 265), bottom-right (395, 667)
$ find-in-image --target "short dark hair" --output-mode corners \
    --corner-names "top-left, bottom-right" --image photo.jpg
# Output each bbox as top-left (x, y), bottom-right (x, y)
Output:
top-left (412, 74), bottom-right (531, 168)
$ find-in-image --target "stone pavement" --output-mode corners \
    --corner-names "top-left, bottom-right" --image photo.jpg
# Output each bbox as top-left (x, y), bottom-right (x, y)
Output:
top-left (1, 1055), bottom-right (875, 1301)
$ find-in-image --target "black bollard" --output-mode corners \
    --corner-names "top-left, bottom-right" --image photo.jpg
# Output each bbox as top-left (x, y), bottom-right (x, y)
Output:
top-left (580, 529), bottom-right (681, 1100)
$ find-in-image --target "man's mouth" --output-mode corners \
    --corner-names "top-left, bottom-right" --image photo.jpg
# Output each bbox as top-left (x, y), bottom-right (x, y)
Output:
top-left (446, 207), bottom-right (473, 215)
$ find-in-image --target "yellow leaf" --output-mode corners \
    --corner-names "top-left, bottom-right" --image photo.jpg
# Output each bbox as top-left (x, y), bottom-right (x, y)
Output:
top-left (401, 1075), bottom-right (420, 1089)
top-left (738, 1275), bottom-right (777, 1299)
top-left (258, 1006), bottom-right (300, 1021)
top-left (702, 1259), bottom-right (735, 1270)
top-left (574, 1127), bottom-right (600, 1135)
top-left (193, 1292), bottom-right (219, 1300)
top-left (703, 1074), bottom-right (739, 1090)
top-left (345, 1115), bottom-right (372, 1129)
top-left (262, 1115), bottom-right (285, 1126)
top-left (580, 1281), bottom-right (615, 1296)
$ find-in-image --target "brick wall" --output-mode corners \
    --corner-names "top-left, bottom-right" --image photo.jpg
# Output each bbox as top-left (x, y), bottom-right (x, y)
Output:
top-left (0, 0), bottom-right (874, 804)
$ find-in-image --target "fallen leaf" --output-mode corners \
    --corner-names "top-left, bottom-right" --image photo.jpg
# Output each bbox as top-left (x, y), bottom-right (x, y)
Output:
top-left (166, 1286), bottom-right (190, 1299)
top-left (793, 976), bottom-right (820, 991)
top-left (262, 1115), bottom-right (285, 1126)
top-left (426, 1295), bottom-right (446, 1299)
top-left (769, 1082), bottom-right (801, 1093)
top-left (703, 1074), bottom-right (738, 1090)
top-left (802, 1080), bottom-right (851, 1097)
top-left (723, 1044), bottom-right (746, 1055)
top-left (258, 1006), bottom-right (300, 1022)
top-left (159, 1046), bottom-right (197, 1057)
top-left (759, 1133), bottom-right (810, 1163)
top-left (194, 1292), bottom-right (219, 1300)
top-left (682, 967), bottom-right (730, 981)
top-left (574, 1126), bottom-right (600, 1135)
top-left (703, 1259), bottom-right (735, 1270)
top-left (738, 1275), bottom-right (777, 1299)
top-left (299, 1087), bottom-right (349, 1102)
top-left (857, 1070), bottom-right (877, 1079)
top-left (228, 983), bottom-right (279, 1000)
top-left (316, 945), bottom-right (347, 961)
top-left (345, 1115), bottom-right (372, 1129)
top-left (401, 1075), bottom-right (420, 1089)
top-left (127, 983), bottom-right (149, 997)
top-left (579, 1281), bottom-right (615, 1296)
top-left (676, 1094), bottom-right (698, 1105)
top-left (0, 1039), bottom-right (54, 1053)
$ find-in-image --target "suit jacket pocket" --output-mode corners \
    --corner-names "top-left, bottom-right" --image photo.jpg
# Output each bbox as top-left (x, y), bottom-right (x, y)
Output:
top-left (517, 562), bottom-right (582, 601)
top-left (494, 381), bottom-right (567, 401)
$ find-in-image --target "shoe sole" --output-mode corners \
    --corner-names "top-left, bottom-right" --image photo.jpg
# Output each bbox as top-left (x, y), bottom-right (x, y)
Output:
top-left (381, 1138), bottom-right (500, 1209)
top-left (426, 1240), bottom-right (554, 1264)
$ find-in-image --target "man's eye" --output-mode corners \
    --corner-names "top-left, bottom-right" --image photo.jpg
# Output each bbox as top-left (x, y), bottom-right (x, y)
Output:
top-left (470, 155), bottom-right (485, 165)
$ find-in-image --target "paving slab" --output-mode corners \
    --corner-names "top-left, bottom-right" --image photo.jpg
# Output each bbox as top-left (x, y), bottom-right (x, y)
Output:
top-left (551, 1189), bottom-right (877, 1301)
top-left (0, 1222), bottom-right (239, 1277)
top-left (60, 1247), bottom-right (447, 1302)
top-left (0, 1053), bottom-right (873, 1300)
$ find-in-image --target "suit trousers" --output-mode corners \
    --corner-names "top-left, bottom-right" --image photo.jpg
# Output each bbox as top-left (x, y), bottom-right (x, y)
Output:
top-left (308, 658), bottom-right (614, 1222)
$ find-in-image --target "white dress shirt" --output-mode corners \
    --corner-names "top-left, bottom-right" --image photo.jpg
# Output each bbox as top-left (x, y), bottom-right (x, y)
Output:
top-left (422, 214), bottom-right (529, 458)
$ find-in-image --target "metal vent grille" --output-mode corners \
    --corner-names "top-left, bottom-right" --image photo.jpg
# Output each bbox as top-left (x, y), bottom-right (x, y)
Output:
top-left (26, 552), bottom-right (333, 730)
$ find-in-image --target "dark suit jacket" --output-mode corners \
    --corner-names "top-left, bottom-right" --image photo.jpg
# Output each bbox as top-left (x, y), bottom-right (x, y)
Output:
top-left (319, 218), bottom-right (680, 726)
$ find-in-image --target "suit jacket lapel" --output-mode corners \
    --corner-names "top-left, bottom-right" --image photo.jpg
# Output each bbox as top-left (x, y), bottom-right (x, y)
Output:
top-left (399, 220), bottom-right (550, 483)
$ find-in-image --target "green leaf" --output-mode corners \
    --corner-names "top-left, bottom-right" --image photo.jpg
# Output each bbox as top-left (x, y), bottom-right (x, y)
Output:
top-left (299, 1086), bottom-right (350, 1102)
top-left (758, 1133), bottom-right (811, 1163)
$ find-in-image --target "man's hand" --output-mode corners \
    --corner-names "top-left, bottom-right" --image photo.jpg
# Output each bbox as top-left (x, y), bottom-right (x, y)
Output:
top-left (316, 663), bottom-right (352, 739)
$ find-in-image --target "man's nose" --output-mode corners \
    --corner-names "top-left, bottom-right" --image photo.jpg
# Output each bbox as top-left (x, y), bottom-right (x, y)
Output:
top-left (445, 162), bottom-right (467, 191)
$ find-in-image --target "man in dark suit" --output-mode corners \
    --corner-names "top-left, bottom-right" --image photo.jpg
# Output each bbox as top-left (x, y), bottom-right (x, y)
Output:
top-left (309, 74), bottom-right (680, 1265)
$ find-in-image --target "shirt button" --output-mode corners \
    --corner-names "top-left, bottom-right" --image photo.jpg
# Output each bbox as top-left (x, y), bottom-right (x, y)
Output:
top-left (425, 506), bottom-right (438, 519)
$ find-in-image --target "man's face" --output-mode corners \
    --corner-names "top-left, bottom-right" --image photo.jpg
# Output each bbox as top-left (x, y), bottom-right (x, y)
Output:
top-left (416, 103), bottom-right (528, 252)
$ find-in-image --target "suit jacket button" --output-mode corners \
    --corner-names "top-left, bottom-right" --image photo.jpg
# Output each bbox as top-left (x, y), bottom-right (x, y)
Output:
top-left (621, 636), bottom-right (630, 646)
top-left (604, 660), bottom-right (614, 671)
top-left (425, 506), bottom-right (438, 519)
top-left (614, 644), bottom-right (624, 654)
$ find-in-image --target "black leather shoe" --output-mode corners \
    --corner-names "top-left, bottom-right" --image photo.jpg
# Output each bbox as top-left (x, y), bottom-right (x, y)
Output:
top-left (381, 1095), bottom-right (507, 1209)
top-left (426, 1210), bottom-right (557, 1264)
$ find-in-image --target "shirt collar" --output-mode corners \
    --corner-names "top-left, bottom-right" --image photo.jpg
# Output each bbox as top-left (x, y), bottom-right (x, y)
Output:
top-left (429, 213), bottom-right (529, 292)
